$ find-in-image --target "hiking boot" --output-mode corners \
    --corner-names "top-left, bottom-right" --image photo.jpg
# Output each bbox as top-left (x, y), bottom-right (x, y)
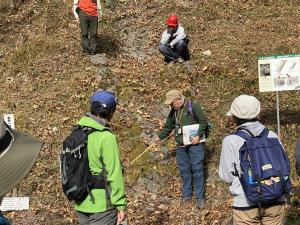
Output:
top-left (178, 57), bottom-right (184, 63)
top-left (196, 199), bottom-right (204, 209)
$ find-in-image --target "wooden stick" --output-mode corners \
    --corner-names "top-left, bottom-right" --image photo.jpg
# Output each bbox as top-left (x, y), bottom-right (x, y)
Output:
top-left (130, 134), bottom-right (172, 165)
top-left (130, 142), bottom-right (156, 165)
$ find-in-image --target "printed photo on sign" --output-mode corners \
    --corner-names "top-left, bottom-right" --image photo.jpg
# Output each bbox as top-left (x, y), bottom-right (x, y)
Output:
top-left (259, 64), bottom-right (271, 77)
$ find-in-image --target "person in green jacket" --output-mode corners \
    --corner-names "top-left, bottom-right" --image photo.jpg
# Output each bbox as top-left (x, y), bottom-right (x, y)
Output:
top-left (157, 90), bottom-right (208, 209)
top-left (75, 90), bottom-right (127, 225)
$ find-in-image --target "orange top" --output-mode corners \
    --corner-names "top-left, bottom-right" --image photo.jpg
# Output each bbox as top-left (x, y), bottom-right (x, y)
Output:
top-left (78, 0), bottom-right (98, 17)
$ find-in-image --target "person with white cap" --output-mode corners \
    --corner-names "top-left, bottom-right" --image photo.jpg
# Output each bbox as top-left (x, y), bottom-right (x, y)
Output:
top-left (157, 90), bottom-right (208, 209)
top-left (73, 90), bottom-right (127, 225)
top-left (219, 95), bottom-right (286, 225)
top-left (0, 115), bottom-right (43, 224)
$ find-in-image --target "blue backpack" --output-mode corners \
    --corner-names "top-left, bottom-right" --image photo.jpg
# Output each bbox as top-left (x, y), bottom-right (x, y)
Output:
top-left (234, 128), bottom-right (292, 205)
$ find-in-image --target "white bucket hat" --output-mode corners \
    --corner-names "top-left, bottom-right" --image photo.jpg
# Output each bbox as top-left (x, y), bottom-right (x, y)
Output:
top-left (226, 95), bottom-right (261, 119)
top-left (0, 115), bottom-right (43, 197)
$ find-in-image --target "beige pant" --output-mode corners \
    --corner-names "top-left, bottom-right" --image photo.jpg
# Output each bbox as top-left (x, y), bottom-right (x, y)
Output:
top-left (232, 204), bottom-right (284, 225)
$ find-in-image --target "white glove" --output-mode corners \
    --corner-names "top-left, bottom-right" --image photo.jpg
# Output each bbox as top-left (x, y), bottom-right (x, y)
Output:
top-left (73, 5), bottom-right (79, 22)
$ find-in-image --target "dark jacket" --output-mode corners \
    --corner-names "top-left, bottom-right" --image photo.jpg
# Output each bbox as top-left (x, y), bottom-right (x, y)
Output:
top-left (158, 99), bottom-right (208, 146)
top-left (296, 134), bottom-right (300, 176)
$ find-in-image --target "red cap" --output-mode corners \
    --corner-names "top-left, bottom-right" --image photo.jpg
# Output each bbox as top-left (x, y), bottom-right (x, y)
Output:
top-left (166, 15), bottom-right (178, 27)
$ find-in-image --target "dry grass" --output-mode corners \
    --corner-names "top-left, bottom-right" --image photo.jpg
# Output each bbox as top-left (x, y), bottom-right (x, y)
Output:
top-left (0, 0), bottom-right (299, 224)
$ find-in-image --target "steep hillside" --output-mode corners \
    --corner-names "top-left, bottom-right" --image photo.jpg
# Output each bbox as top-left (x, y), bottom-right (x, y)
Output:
top-left (0, 0), bottom-right (299, 224)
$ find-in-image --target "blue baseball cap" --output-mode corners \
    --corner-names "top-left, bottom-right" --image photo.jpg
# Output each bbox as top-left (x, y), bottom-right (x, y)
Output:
top-left (91, 91), bottom-right (117, 109)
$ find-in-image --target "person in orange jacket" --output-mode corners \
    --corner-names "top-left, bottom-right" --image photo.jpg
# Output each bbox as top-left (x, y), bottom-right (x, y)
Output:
top-left (73, 0), bottom-right (102, 55)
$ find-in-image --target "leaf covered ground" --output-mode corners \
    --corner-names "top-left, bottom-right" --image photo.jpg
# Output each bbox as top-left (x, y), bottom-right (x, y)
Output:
top-left (0, 0), bottom-right (299, 224)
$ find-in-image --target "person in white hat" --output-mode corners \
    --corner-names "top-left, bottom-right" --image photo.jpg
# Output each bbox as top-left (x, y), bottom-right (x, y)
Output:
top-left (218, 95), bottom-right (286, 225)
top-left (0, 115), bottom-right (43, 224)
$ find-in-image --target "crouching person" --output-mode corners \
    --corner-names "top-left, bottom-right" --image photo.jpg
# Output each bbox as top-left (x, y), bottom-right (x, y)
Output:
top-left (159, 15), bottom-right (190, 64)
top-left (219, 95), bottom-right (291, 225)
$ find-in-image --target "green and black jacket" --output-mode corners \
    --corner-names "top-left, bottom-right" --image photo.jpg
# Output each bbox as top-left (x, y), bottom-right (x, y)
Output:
top-left (158, 99), bottom-right (208, 146)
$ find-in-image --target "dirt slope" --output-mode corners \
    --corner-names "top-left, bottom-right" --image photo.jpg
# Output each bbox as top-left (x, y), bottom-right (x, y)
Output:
top-left (0, 0), bottom-right (299, 224)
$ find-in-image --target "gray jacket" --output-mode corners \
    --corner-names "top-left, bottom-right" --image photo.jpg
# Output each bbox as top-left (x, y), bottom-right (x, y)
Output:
top-left (296, 134), bottom-right (300, 176)
top-left (218, 121), bottom-right (284, 207)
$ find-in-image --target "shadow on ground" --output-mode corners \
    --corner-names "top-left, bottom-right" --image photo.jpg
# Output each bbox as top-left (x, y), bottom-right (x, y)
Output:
top-left (260, 109), bottom-right (300, 125)
top-left (96, 34), bottom-right (120, 57)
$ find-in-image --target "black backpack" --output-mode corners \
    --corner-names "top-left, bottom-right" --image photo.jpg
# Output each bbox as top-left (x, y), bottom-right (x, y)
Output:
top-left (60, 125), bottom-right (106, 203)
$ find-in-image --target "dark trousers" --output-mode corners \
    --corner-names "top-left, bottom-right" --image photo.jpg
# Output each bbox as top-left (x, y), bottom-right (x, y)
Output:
top-left (77, 209), bottom-right (118, 225)
top-left (159, 39), bottom-right (190, 62)
top-left (176, 143), bottom-right (205, 200)
top-left (78, 9), bottom-right (98, 54)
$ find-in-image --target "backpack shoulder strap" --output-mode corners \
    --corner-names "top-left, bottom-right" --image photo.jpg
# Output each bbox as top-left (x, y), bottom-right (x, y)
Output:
top-left (235, 128), bottom-right (269, 140)
top-left (187, 100), bottom-right (196, 121)
top-left (78, 125), bottom-right (108, 136)
top-left (234, 128), bottom-right (254, 140)
top-left (257, 128), bottom-right (269, 137)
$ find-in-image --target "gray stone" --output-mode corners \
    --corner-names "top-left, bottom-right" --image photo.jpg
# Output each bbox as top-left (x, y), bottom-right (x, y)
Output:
top-left (160, 146), bottom-right (169, 155)
top-left (90, 53), bottom-right (108, 65)
top-left (158, 159), bottom-right (170, 165)
top-left (129, 49), bottom-right (147, 61)
top-left (148, 152), bottom-right (161, 162)
top-left (134, 172), bottom-right (167, 193)
top-left (127, 31), bottom-right (137, 42)
top-left (146, 181), bottom-right (161, 193)
top-left (97, 67), bottom-right (111, 78)
top-left (202, 50), bottom-right (212, 56)
top-left (136, 177), bottom-right (148, 186)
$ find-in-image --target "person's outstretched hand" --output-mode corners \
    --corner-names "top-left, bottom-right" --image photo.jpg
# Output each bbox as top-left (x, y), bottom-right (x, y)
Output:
top-left (155, 137), bottom-right (162, 145)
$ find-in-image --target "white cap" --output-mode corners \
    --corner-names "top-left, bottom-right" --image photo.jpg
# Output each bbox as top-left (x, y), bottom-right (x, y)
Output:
top-left (226, 95), bottom-right (261, 119)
